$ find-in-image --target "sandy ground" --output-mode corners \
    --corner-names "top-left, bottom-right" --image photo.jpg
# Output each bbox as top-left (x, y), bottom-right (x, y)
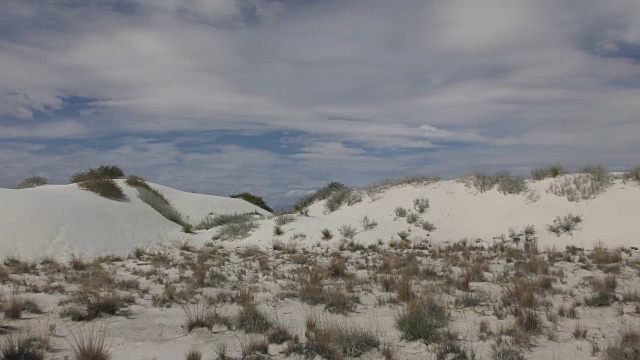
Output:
top-left (1, 174), bottom-right (640, 359)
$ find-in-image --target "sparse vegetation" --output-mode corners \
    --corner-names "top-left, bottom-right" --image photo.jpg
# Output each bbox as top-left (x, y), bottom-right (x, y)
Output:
top-left (394, 207), bottom-right (408, 218)
top-left (274, 214), bottom-right (296, 226)
top-left (0, 330), bottom-right (49, 360)
top-left (623, 167), bottom-right (640, 184)
top-left (325, 187), bottom-right (353, 213)
top-left (359, 216), bottom-right (378, 231)
top-left (531, 165), bottom-right (564, 180)
top-left (496, 173), bottom-right (528, 195)
top-left (603, 329), bottom-right (640, 360)
top-left (137, 187), bottom-right (186, 226)
top-left (546, 165), bottom-right (612, 201)
top-left (305, 313), bottom-right (379, 359)
top-left (294, 181), bottom-right (348, 213)
top-left (321, 228), bottom-right (334, 240)
top-left (16, 176), bottom-right (48, 189)
top-left (68, 322), bottom-right (111, 360)
top-left (413, 197), bottom-right (430, 213)
top-left (396, 295), bottom-right (450, 344)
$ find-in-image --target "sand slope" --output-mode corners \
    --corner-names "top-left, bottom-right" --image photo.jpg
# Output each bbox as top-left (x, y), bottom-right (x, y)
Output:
top-left (0, 180), bottom-right (270, 259)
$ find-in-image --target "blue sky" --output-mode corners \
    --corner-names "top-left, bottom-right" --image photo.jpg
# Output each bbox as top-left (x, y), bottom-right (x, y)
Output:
top-left (1, 0), bottom-right (640, 206)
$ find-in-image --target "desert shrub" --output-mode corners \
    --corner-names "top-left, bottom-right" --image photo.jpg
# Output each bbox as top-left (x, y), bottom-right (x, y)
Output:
top-left (397, 231), bottom-right (410, 241)
top-left (321, 228), bottom-right (334, 240)
top-left (71, 165), bottom-right (124, 183)
top-left (294, 181), bottom-right (348, 213)
top-left (68, 322), bottom-right (111, 360)
top-left (16, 176), bottom-right (48, 189)
top-left (137, 187), bottom-right (185, 225)
top-left (268, 322), bottom-right (294, 344)
top-left (406, 212), bottom-right (420, 224)
top-left (126, 175), bottom-right (170, 200)
top-left (421, 220), bottom-right (436, 232)
top-left (236, 303), bottom-right (272, 333)
top-left (496, 173), bottom-right (528, 195)
top-left (531, 165), bottom-right (564, 180)
top-left (472, 172), bottom-right (499, 193)
top-left (0, 331), bottom-right (49, 360)
top-left (394, 207), bottom-right (408, 218)
top-left (359, 216), bottom-right (378, 231)
top-left (514, 308), bottom-right (541, 334)
top-left (305, 313), bottom-right (379, 359)
top-left (396, 295), bottom-right (450, 344)
top-left (273, 225), bottom-right (284, 236)
top-left (325, 188), bottom-right (352, 213)
top-left (623, 167), bottom-right (640, 184)
top-left (502, 278), bottom-right (537, 309)
top-left (2, 297), bottom-right (24, 319)
top-left (585, 275), bottom-right (617, 307)
top-left (346, 191), bottom-right (362, 206)
top-left (546, 214), bottom-right (582, 236)
top-left (603, 329), bottom-right (640, 360)
top-left (61, 289), bottom-right (127, 322)
top-left (185, 349), bottom-right (202, 360)
top-left (413, 197), bottom-right (430, 213)
top-left (241, 338), bottom-right (269, 358)
top-left (274, 214), bottom-right (296, 226)
top-left (230, 192), bottom-right (273, 212)
top-left (77, 179), bottom-right (128, 201)
top-left (546, 166), bottom-right (612, 201)
top-left (337, 225), bottom-right (357, 240)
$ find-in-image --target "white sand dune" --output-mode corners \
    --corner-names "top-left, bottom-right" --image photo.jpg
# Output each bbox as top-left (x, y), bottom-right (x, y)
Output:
top-left (0, 180), bottom-right (270, 259)
top-left (1, 175), bottom-right (639, 259)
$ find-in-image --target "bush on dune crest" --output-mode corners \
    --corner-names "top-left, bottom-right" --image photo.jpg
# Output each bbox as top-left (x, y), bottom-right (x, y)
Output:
top-left (78, 179), bottom-right (128, 202)
top-left (294, 181), bottom-right (347, 213)
top-left (16, 176), bottom-right (48, 189)
top-left (230, 192), bottom-right (273, 212)
top-left (71, 165), bottom-right (124, 183)
top-left (125, 175), bottom-right (189, 228)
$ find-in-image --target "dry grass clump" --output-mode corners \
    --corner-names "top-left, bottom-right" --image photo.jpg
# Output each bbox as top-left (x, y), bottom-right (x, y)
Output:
top-left (267, 322), bottom-right (294, 344)
top-left (184, 349), bottom-right (202, 360)
top-left (305, 313), bottom-right (379, 359)
top-left (182, 302), bottom-right (217, 332)
top-left (68, 322), bottom-right (111, 360)
top-left (603, 329), bottom-right (640, 360)
top-left (491, 339), bottom-right (525, 360)
top-left (235, 303), bottom-right (273, 333)
top-left (77, 179), bottom-right (128, 202)
top-left (16, 176), bottom-right (48, 189)
top-left (502, 278), bottom-right (537, 309)
top-left (623, 167), bottom-right (640, 184)
top-left (395, 294), bottom-right (450, 344)
top-left (590, 245), bottom-right (622, 265)
top-left (61, 289), bottom-right (128, 322)
top-left (585, 275), bottom-right (617, 307)
top-left (0, 330), bottom-right (50, 360)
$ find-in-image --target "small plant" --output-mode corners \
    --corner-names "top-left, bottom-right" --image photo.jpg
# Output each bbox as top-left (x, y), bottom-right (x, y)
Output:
top-left (236, 303), bottom-right (273, 333)
top-left (273, 225), bottom-right (284, 236)
top-left (305, 313), bottom-right (379, 358)
top-left (215, 219), bottom-right (259, 241)
top-left (546, 214), bottom-right (582, 236)
top-left (346, 191), bottom-right (363, 206)
top-left (406, 212), bottom-right (420, 224)
top-left (182, 302), bottom-right (216, 332)
top-left (420, 220), bottom-right (436, 232)
top-left (294, 181), bottom-right (347, 213)
top-left (2, 297), bottom-right (24, 319)
top-left (491, 340), bottom-right (525, 360)
top-left (77, 179), bottom-right (128, 201)
top-left (68, 322), bottom-right (111, 360)
top-left (531, 165), bottom-right (564, 180)
top-left (337, 224), bottom-right (357, 240)
top-left (413, 197), bottom-right (430, 213)
top-left (394, 207), bottom-right (408, 218)
top-left (359, 216), bottom-right (378, 231)
top-left (274, 214), bottom-right (296, 225)
top-left (185, 349), bottom-right (202, 360)
top-left (321, 228), bottom-right (334, 240)
top-left (230, 192), bottom-right (273, 212)
top-left (16, 176), bottom-right (48, 189)
top-left (397, 231), bottom-right (410, 241)
top-left (268, 322), bottom-right (294, 344)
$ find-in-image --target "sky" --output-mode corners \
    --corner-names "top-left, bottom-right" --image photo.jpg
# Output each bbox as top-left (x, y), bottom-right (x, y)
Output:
top-left (1, 0), bottom-right (640, 207)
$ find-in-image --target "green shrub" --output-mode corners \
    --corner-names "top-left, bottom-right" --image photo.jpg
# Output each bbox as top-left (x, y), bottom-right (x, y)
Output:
top-left (337, 224), bottom-right (357, 240)
top-left (274, 214), bottom-right (296, 226)
top-left (71, 166), bottom-right (124, 183)
top-left (77, 179), bottom-right (128, 201)
top-left (413, 197), bottom-right (430, 213)
top-left (16, 176), bottom-right (48, 189)
top-left (294, 182), bottom-right (347, 213)
top-left (472, 172), bottom-right (499, 193)
top-left (195, 213), bottom-right (255, 230)
top-left (215, 219), bottom-right (259, 240)
top-left (396, 296), bottom-right (450, 344)
top-left (325, 188), bottom-right (352, 213)
top-left (230, 192), bottom-right (273, 212)
top-left (0, 331), bottom-right (49, 360)
top-left (235, 303), bottom-right (273, 333)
